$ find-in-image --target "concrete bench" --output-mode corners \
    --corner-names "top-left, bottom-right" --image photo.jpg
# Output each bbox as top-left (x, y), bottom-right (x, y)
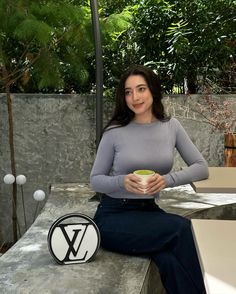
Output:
top-left (0, 183), bottom-right (235, 293)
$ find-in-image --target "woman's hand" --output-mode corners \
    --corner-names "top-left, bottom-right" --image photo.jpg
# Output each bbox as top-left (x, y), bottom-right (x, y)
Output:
top-left (124, 173), bottom-right (166, 195)
top-left (145, 173), bottom-right (166, 195)
top-left (124, 173), bottom-right (145, 195)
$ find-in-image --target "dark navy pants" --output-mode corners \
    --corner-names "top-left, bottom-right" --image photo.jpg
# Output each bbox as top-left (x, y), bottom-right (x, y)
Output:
top-left (93, 196), bottom-right (206, 294)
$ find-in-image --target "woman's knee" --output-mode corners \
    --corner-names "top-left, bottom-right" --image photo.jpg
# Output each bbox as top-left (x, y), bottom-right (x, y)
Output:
top-left (152, 250), bottom-right (180, 272)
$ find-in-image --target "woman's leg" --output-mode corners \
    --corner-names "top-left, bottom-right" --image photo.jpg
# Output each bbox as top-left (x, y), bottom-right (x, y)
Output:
top-left (152, 250), bottom-right (202, 294)
top-left (156, 214), bottom-right (206, 294)
top-left (94, 198), bottom-right (205, 294)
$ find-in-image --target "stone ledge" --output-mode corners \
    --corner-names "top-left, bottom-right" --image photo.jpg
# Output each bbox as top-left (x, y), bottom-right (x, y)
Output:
top-left (0, 183), bottom-right (235, 294)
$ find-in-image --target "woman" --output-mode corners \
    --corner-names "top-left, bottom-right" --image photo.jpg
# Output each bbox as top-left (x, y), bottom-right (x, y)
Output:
top-left (90, 65), bottom-right (208, 294)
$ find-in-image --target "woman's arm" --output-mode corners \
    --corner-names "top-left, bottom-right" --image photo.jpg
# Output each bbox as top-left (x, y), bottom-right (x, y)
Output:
top-left (163, 118), bottom-right (209, 188)
top-left (90, 131), bottom-right (126, 194)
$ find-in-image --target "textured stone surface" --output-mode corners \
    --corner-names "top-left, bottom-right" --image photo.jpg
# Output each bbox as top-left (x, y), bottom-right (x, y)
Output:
top-left (0, 94), bottom-right (96, 242)
top-left (0, 184), bottom-right (153, 294)
top-left (0, 94), bottom-right (235, 242)
top-left (0, 183), bottom-right (235, 294)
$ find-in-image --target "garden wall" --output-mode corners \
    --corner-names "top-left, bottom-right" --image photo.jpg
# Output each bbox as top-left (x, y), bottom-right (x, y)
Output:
top-left (1, 93), bottom-right (235, 243)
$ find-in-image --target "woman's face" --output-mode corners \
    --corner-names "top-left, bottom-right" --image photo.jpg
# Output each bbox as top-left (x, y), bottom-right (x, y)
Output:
top-left (124, 74), bottom-right (153, 122)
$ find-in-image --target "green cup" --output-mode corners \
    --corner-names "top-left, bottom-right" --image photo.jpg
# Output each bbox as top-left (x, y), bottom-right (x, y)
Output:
top-left (133, 169), bottom-right (155, 193)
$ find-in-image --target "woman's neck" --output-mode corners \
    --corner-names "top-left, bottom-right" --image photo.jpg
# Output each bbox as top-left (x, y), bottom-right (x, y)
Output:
top-left (133, 114), bottom-right (157, 124)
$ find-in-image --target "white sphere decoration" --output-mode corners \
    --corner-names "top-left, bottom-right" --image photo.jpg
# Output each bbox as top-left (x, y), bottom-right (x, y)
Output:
top-left (33, 190), bottom-right (46, 201)
top-left (3, 174), bottom-right (15, 184)
top-left (16, 175), bottom-right (27, 185)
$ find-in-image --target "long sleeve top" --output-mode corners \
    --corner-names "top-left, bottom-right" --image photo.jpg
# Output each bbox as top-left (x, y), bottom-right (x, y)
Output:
top-left (90, 118), bottom-right (209, 199)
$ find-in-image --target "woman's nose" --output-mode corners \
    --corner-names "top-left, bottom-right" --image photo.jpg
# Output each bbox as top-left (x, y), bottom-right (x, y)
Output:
top-left (133, 90), bottom-right (139, 101)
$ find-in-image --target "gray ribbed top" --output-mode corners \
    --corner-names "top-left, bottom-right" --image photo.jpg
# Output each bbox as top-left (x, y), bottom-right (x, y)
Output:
top-left (90, 118), bottom-right (209, 199)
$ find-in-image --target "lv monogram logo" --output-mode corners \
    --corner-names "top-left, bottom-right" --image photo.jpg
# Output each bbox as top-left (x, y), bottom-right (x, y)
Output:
top-left (48, 213), bottom-right (100, 265)
top-left (59, 223), bottom-right (89, 262)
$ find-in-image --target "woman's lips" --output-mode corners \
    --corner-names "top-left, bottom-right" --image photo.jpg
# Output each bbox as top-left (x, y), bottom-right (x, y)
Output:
top-left (133, 102), bottom-right (144, 108)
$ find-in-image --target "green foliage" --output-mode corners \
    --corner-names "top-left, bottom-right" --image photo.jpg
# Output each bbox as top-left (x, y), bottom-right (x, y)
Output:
top-left (0, 0), bottom-right (134, 93)
top-left (102, 0), bottom-right (236, 94)
top-left (1, 0), bottom-right (235, 94)
top-left (0, 0), bottom-right (93, 92)
top-left (162, 0), bottom-right (236, 92)
top-left (14, 19), bottom-right (53, 45)
top-left (99, 0), bottom-right (134, 16)
top-left (102, 0), bottom-right (178, 94)
top-left (32, 50), bottom-right (64, 90)
top-left (102, 10), bottom-right (132, 40)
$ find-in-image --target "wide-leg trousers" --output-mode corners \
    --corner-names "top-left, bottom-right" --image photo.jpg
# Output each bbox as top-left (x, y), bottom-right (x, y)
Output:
top-left (93, 196), bottom-right (206, 294)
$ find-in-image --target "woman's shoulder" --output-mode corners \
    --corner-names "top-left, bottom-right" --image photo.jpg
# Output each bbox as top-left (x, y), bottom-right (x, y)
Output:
top-left (102, 125), bottom-right (125, 140)
top-left (169, 117), bottom-right (181, 125)
top-left (161, 117), bottom-right (181, 127)
top-left (104, 124), bottom-right (124, 134)
top-left (160, 117), bottom-right (185, 134)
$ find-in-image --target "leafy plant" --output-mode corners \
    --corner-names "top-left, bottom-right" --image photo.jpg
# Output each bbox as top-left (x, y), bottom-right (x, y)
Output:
top-left (101, 0), bottom-right (236, 94)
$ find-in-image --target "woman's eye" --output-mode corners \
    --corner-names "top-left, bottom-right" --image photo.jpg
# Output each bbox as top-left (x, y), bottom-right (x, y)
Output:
top-left (125, 90), bottom-right (132, 96)
top-left (138, 87), bottom-right (146, 92)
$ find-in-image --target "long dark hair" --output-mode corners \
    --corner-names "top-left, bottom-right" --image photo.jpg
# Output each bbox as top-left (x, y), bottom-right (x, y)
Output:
top-left (105, 64), bottom-right (169, 131)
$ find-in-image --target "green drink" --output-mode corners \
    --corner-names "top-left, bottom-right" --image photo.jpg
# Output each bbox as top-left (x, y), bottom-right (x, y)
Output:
top-left (133, 169), bottom-right (155, 193)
